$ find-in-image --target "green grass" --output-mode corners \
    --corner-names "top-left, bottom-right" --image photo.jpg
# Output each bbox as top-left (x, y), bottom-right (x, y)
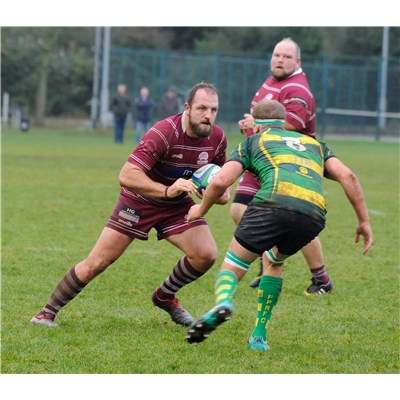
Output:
top-left (1, 127), bottom-right (399, 380)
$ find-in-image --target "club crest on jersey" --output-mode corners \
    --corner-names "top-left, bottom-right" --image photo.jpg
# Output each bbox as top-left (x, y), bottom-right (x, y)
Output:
top-left (197, 152), bottom-right (209, 165)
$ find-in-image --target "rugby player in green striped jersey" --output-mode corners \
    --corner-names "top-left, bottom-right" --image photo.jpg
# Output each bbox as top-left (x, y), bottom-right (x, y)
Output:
top-left (185, 99), bottom-right (373, 351)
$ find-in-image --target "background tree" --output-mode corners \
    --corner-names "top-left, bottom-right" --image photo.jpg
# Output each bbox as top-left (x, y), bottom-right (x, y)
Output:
top-left (2, 27), bottom-right (94, 123)
top-left (192, 27), bottom-right (326, 56)
top-left (1, 26), bottom-right (398, 124)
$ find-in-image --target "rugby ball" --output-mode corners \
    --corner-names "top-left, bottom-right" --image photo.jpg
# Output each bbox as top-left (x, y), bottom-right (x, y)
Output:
top-left (192, 163), bottom-right (221, 193)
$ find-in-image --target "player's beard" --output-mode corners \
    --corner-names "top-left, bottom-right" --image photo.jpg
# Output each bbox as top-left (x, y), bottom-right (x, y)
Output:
top-left (188, 117), bottom-right (213, 138)
top-left (271, 67), bottom-right (294, 81)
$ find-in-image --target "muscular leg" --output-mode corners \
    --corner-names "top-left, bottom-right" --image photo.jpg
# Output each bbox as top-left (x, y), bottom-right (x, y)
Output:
top-left (186, 237), bottom-right (259, 344)
top-left (152, 224), bottom-right (218, 326)
top-left (159, 224), bottom-right (218, 297)
top-left (230, 202), bottom-right (264, 287)
top-left (167, 224), bottom-right (218, 271)
top-left (302, 236), bottom-right (332, 294)
top-left (300, 236), bottom-right (324, 270)
top-left (32, 228), bottom-right (133, 323)
top-left (230, 202), bottom-right (247, 226)
top-left (75, 227), bottom-right (133, 283)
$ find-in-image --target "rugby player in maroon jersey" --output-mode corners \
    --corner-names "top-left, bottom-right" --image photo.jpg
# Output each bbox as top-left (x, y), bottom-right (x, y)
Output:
top-left (30, 82), bottom-right (231, 328)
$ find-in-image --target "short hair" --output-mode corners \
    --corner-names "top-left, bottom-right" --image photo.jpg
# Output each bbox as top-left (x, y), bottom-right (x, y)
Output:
top-left (277, 37), bottom-right (301, 59)
top-left (186, 82), bottom-right (218, 106)
top-left (252, 100), bottom-right (286, 121)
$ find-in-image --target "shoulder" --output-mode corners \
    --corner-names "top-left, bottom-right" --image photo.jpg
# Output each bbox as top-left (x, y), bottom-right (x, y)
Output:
top-left (285, 72), bottom-right (311, 89)
top-left (153, 114), bottom-right (184, 135)
top-left (318, 141), bottom-right (336, 158)
top-left (212, 124), bottom-right (226, 140)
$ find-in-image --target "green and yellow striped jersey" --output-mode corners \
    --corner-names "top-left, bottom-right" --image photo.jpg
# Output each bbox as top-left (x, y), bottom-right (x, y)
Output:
top-left (228, 128), bottom-right (336, 221)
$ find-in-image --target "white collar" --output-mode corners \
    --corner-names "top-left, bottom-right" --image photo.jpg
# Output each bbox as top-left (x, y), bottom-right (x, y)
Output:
top-left (289, 67), bottom-right (303, 78)
top-left (181, 112), bottom-right (187, 132)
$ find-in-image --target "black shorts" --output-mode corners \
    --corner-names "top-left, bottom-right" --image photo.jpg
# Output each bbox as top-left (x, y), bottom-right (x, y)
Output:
top-left (234, 202), bottom-right (325, 256)
top-left (232, 193), bottom-right (254, 206)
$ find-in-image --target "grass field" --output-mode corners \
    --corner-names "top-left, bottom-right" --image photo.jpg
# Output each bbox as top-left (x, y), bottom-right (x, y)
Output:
top-left (1, 127), bottom-right (399, 393)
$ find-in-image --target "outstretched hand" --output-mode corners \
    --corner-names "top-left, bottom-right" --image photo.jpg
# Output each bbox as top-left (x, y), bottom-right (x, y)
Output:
top-left (355, 221), bottom-right (373, 255)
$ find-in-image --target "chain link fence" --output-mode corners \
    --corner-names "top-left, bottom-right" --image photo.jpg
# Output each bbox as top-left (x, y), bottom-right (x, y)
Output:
top-left (100, 48), bottom-right (399, 140)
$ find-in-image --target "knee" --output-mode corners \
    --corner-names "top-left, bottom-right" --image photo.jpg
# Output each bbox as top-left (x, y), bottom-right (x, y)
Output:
top-left (204, 249), bottom-right (218, 267)
top-left (80, 255), bottom-right (116, 281)
top-left (190, 245), bottom-right (218, 271)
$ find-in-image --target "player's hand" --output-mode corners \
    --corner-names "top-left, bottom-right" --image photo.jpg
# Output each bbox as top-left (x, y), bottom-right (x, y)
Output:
top-left (238, 113), bottom-right (254, 133)
top-left (187, 204), bottom-right (204, 224)
top-left (167, 178), bottom-right (198, 198)
top-left (193, 188), bottom-right (204, 200)
top-left (355, 221), bottom-right (373, 255)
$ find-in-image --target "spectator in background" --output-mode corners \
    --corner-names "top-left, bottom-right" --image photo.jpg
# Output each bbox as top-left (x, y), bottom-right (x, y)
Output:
top-left (134, 87), bottom-right (153, 144)
top-left (158, 88), bottom-right (181, 120)
top-left (110, 84), bottom-right (131, 144)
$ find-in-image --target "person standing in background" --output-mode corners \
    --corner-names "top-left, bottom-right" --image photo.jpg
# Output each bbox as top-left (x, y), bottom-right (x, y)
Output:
top-left (110, 84), bottom-right (131, 144)
top-left (158, 88), bottom-right (181, 120)
top-left (135, 87), bottom-right (153, 144)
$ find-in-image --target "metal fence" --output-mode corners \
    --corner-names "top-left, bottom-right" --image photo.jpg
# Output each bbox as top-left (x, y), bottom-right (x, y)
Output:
top-left (101, 48), bottom-right (400, 140)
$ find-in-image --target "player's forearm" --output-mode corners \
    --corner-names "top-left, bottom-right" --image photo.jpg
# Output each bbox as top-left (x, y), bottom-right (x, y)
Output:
top-left (199, 183), bottom-right (227, 214)
top-left (341, 174), bottom-right (370, 224)
top-left (119, 163), bottom-right (167, 198)
top-left (324, 157), bottom-right (370, 223)
top-left (214, 185), bottom-right (232, 205)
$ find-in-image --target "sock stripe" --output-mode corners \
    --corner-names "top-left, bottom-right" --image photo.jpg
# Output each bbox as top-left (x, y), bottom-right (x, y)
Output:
top-left (214, 270), bottom-right (238, 305)
top-left (265, 249), bottom-right (285, 264)
top-left (224, 249), bottom-right (251, 271)
top-left (46, 267), bottom-right (87, 313)
top-left (160, 256), bottom-right (203, 296)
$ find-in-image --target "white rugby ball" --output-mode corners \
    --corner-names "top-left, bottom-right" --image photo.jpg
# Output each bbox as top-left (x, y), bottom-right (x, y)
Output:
top-left (192, 163), bottom-right (221, 193)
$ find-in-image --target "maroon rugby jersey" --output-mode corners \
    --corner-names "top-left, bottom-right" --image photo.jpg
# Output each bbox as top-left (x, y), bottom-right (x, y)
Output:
top-left (246, 69), bottom-right (316, 138)
top-left (123, 113), bottom-right (227, 205)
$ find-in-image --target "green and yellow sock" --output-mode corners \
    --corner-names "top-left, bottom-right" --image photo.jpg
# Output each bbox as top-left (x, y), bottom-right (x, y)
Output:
top-left (214, 270), bottom-right (238, 305)
top-left (251, 275), bottom-right (283, 339)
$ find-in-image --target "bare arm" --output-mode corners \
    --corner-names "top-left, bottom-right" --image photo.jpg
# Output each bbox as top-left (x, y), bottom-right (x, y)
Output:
top-left (324, 157), bottom-right (373, 255)
top-left (195, 183), bottom-right (232, 205)
top-left (283, 120), bottom-right (297, 131)
top-left (119, 162), bottom-right (197, 199)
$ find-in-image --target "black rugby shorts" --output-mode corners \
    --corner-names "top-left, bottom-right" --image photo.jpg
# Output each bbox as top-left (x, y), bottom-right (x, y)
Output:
top-left (234, 202), bottom-right (325, 256)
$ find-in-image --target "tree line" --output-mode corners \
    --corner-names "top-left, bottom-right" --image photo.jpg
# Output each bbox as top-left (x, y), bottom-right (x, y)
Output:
top-left (1, 27), bottom-right (399, 125)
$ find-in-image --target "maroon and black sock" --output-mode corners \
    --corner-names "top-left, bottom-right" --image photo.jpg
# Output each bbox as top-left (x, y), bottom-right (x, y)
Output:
top-left (157, 256), bottom-right (204, 300)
